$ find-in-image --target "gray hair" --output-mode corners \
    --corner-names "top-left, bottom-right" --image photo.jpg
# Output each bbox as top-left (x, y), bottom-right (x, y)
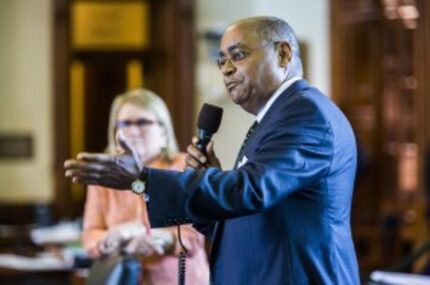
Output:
top-left (106, 88), bottom-right (179, 160)
top-left (234, 16), bottom-right (303, 77)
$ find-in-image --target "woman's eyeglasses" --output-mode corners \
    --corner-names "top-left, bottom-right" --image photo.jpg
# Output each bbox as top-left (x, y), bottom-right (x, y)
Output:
top-left (115, 118), bottom-right (159, 129)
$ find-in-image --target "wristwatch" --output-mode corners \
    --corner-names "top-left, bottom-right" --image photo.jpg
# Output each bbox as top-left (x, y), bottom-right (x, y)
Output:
top-left (131, 167), bottom-right (149, 201)
top-left (131, 179), bottom-right (146, 194)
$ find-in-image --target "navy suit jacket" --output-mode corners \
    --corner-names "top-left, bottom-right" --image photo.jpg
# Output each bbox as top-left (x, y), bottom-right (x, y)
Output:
top-left (146, 80), bottom-right (360, 284)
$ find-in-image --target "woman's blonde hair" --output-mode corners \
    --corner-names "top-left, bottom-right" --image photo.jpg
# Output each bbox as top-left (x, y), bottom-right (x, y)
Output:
top-left (106, 88), bottom-right (179, 161)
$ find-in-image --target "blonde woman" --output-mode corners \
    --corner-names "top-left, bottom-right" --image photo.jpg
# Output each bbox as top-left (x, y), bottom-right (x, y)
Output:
top-left (82, 89), bottom-right (209, 285)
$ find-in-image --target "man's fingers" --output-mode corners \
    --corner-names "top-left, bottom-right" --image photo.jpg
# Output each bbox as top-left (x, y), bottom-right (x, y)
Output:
top-left (68, 153), bottom-right (115, 177)
top-left (185, 153), bottom-right (204, 169)
top-left (63, 159), bottom-right (74, 168)
top-left (66, 169), bottom-right (101, 179)
top-left (64, 160), bottom-right (105, 172)
top-left (76, 152), bottom-right (112, 163)
top-left (117, 131), bottom-right (133, 153)
top-left (64, 160), bottom-right (112, 184)
top-left (206, 141), bottom-right (215, 157)
top-left (69, 172), bottom-right (103, 185)
top-left (205, 140), bottom-right (222, 169)
top-left (117, 131), bottom-right (143, 170)
top-left (185, 137), bottom-right (212, 169)
top-left (186, 144), bottom-right (207, 164)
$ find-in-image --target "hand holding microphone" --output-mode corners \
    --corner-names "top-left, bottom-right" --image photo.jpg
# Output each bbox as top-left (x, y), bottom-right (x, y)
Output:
top-left (185, 103), bottom-right (223, 170)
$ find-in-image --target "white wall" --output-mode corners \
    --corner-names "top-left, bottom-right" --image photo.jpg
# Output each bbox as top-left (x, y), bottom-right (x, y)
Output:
top-left (0, 0), bottom-right (53, 202)
top-left (196, 0), bottom-right (329, 168)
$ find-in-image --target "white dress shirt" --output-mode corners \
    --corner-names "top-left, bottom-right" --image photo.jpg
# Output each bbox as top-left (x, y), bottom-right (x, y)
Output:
top-left (256, 77), bottom-right (302, 123)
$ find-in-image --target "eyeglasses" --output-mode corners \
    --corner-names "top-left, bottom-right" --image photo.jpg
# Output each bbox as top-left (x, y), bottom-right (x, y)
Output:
top-left (216, 41), bottom-right (279, 70)
top-left (115, 118), bottom-right (159, 129)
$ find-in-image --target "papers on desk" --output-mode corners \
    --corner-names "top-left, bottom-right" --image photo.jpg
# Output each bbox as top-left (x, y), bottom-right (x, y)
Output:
top-left (370, 271), bottom-right (430, 285)
top-left (0, 253), bottom-right (73, 271)
top-left (30, 221), bottom-right (81, 245)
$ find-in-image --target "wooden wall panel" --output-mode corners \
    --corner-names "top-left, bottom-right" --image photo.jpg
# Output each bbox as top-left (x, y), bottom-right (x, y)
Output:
top-left (331, 0), bottom-right (429, 273)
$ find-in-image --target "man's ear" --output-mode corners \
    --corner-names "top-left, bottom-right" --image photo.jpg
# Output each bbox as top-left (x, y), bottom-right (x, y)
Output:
top-left (276, 42), bottom-right (292, 68)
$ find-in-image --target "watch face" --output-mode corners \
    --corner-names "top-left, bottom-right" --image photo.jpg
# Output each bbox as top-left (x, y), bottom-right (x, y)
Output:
top-left (132, 180), bottom-right (146, 194)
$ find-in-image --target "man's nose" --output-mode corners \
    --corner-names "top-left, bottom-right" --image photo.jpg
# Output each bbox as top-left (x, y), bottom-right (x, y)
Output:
top-left (221, 59), bottom-right (236, 76)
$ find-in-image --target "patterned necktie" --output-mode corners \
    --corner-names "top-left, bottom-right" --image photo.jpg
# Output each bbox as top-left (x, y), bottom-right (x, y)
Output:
top-left (234, 121), bottom-right (258, 168)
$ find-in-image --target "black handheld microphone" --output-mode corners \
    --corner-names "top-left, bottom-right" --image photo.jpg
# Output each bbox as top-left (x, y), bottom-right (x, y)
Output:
top-left (196, 103), bottom-right (223, 154)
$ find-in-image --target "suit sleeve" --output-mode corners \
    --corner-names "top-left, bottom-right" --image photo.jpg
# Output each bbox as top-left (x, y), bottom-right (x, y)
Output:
top-left (147, 99), bottom-right (334, 227)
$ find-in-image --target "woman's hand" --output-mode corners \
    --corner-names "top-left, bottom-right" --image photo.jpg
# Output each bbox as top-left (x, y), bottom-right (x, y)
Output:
top-left (98, 221), bottom-right (147, 255)
top-left (124, 229), bottom-right (175, 257)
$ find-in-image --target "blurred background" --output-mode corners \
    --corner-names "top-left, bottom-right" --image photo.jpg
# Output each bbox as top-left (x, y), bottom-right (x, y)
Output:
top-left (0, 0), bottom-right (429, 284)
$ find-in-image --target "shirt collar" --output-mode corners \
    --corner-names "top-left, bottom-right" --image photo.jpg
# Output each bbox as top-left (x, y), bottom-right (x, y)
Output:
top-left (256, 76), bottom-right (302, 123)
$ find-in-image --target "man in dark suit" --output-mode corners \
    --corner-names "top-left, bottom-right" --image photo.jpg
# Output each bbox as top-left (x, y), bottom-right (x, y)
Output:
top-left (66, 16), bottom-right (360, 284)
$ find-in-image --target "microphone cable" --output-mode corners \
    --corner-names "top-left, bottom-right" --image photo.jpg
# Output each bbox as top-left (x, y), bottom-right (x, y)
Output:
top-left (177, 224), bottom-right (188, 285)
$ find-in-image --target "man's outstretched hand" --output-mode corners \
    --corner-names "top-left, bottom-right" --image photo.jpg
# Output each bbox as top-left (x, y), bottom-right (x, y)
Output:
top-left (64, 133), bottom-right (141, 190)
